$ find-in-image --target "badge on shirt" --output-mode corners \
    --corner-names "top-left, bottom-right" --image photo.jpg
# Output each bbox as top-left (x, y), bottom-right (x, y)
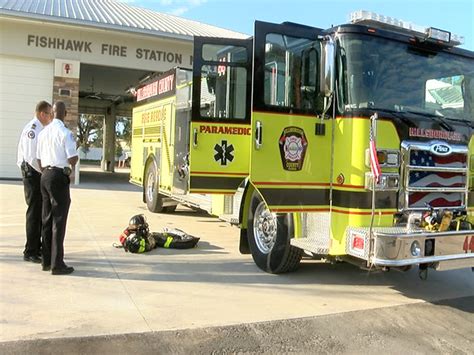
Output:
top-left (27, 130), bottom-right (35, 139)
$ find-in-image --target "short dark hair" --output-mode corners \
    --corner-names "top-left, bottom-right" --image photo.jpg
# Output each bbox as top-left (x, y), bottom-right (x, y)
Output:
top-left (53, 101), bottom-right (67, 120)
top-left (35, 100), bottom-right (51, 114)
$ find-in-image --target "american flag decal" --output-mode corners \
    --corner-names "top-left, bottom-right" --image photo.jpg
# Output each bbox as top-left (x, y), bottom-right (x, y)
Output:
top-left (409, 150), bottom-right (467, 189)
top-left (369, 114), bottom-right (381, 183)
top-left (409, 151), bottom-right (467, 169)
top-left (407, 148), bottom-right (467, 208)
top-left (409, 192), bottom-right (463, 208)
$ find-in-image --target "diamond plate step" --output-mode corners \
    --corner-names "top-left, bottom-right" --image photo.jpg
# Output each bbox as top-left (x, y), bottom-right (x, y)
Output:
top-left (290, 238), bottom-right (329, 255)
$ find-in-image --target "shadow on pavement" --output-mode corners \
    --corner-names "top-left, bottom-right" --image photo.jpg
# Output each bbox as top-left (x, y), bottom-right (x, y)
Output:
top-left (74, 167), bottom-right (140, 192)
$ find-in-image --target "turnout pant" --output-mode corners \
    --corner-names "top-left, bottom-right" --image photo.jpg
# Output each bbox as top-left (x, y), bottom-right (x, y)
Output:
top-left (22, 169), bottom-right (42, 257)
top-left (41, 168), bottom-right (71, 269)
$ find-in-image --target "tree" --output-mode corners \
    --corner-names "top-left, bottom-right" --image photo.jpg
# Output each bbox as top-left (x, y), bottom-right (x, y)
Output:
top-left (77, 114), bottom-right (104, 151)
top-left (116, 116), bottom-right (132, 146)
top-left (115, 116), bottom-right (132, 157)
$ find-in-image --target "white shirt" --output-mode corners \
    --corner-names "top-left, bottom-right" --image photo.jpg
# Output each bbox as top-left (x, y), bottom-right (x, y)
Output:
top-left (37, 118), bottom-right (78, 168)
top-left (17, 117), bottom-right (44, 173)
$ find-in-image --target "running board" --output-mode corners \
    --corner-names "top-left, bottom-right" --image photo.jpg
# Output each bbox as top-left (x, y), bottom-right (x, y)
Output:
top-left (290, 238), bottom-right (329, 255)
top-left (160, 191), bottom-right (212, 213)
top-left (219, 214), bottom-right (239, 225)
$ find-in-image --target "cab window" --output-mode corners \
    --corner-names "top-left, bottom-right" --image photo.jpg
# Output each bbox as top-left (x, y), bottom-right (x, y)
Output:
top-left (197, 44), bottom-right (249, 121)
top-left (264, 33), bottom-right (322, 113)
top-left (200, 65), bottom-right (247, 119)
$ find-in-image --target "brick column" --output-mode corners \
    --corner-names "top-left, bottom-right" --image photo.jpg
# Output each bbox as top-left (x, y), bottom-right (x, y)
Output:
top-left (53, 76), bottom-right (79, 133)
top-left (53, 59), bottom-right (80, 134)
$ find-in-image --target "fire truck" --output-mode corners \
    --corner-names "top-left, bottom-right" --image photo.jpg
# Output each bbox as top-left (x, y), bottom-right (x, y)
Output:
top-left (130, 11), bottom-right (474, 277)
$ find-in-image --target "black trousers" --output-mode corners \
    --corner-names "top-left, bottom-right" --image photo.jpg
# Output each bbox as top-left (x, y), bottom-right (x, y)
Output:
top-left (22, 169), bottom-right (42, 256)
top-left (41, 168), bottom-right (71, 269)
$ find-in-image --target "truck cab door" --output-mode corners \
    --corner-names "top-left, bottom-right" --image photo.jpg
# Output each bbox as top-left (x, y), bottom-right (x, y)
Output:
top-left (189, 36), bottom-right (253, 193)
top-left (250, 21), bottom-right (330, 212)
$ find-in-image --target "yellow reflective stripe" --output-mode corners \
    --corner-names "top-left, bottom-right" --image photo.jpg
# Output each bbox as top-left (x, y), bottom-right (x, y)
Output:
top-left (164, 236), bottom-right (173, 248)
top-left (138, 239), bottom-right (146, 253)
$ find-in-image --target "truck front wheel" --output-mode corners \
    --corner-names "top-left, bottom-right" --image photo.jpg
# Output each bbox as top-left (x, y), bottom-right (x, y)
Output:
top-left (144, 162), bottom-right (165, 213)
top-left (247, 191), bottom-right (302, 273)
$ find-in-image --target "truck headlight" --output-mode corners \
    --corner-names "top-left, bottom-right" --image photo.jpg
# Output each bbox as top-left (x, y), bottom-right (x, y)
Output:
top-left (411, 240), bottom-right (421, 257)
top-left (366, 149), bottom-right (400, 168)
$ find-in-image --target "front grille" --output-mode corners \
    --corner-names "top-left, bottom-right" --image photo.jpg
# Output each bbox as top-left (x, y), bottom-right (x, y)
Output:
top-left (401, 141), bottom-right (468, 210)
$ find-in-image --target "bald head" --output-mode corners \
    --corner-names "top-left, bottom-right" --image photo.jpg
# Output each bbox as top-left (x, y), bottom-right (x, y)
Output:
top-left (53, 101), bottom-right (67, 121)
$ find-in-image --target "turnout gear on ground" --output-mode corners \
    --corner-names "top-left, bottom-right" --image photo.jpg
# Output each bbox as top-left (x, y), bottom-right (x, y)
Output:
top-left (117, 227), bottom-right (156, 253)
top-left (115, 217), bottom-right (199, 253)
top-left (152, 228), bottom-right (200, 249)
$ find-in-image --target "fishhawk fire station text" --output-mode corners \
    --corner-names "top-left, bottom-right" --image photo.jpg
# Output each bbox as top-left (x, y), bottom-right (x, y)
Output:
top-left (26, 34), bottom-right (191, 65)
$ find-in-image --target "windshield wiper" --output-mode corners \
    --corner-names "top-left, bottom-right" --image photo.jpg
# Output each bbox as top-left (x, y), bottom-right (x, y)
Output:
top-left (358, 106), bottom-right (416, 127)
top-left (436, 114), bottom-right (473, 125)
top-left (398, 107), bottom-right (454, 131)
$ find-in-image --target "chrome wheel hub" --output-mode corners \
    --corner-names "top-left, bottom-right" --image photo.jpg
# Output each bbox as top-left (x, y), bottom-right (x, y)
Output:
top-left (253, 201), bottom-right (277, 254)
top-left (146, 170), bottom-right (155, 202)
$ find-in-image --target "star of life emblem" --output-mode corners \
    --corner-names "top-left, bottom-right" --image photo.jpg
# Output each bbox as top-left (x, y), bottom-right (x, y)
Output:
top-left (214, 140), bottom-right (234, 166)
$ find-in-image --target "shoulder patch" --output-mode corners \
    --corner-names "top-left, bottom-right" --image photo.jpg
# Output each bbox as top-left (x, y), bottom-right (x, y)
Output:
top-left (27, 130), bottom-right (35, 139)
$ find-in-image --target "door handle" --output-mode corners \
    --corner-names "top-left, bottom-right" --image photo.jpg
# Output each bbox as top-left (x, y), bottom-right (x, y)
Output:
top-left (255, 121), bottom-right (263, 149)
top-left (193, 128), bottom-right (198, 147)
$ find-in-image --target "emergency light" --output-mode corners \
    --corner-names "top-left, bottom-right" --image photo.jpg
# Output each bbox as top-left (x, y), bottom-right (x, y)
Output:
top-left (350, 10), bottom-right (464, 46)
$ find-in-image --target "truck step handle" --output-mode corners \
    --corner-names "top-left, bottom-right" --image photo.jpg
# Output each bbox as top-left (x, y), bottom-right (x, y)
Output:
top-left (255, 121), bottom-right (263, 149)
top-left (193, 128), bottom-right (198, 147)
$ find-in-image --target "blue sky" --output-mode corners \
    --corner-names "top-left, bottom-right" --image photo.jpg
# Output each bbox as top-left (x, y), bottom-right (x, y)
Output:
top-left (121, 0), bottom-right (473, 51)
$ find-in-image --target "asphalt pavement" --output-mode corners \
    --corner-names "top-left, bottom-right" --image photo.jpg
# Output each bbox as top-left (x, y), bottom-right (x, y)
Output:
top-left (0, 165), bottom-right (473, 353)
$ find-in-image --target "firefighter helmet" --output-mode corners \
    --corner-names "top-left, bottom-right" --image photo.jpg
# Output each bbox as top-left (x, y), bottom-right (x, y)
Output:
top-left (124, 232), bottom-right (146, 253)
top-left (128, 214), bottom-right (149, 234)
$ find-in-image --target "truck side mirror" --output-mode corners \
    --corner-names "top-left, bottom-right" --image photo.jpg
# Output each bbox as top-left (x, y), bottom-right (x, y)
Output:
top-left (320, 37), bottom-right (335, 98)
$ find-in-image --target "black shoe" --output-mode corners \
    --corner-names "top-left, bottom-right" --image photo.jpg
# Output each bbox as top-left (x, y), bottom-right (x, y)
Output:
top-left (51, 266), bottom-right (74, 275)
top-left (42, 265), bottom-right (51, 271)
top-left (23, 255), bottom-right (42, 263)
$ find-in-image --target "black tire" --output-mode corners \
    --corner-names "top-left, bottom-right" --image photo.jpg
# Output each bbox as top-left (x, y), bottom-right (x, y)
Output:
top-left (247, 191), bottom-right (303, 273)
top-left (144, 162), bottom-right (164, 213)
top-left (163, 205), bottom-right (177, 213)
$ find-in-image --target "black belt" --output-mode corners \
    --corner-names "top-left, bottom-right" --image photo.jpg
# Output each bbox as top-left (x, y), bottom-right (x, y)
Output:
top-left (45, 166), bottom-right (72, 176)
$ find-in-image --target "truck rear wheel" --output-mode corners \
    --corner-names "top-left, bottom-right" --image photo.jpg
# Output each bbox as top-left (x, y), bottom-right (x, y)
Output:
top-left (144, 162), bottom-right (165, 213)
top-left (163, 205), bottom-right (177, 213)
top-left (247, 191), bottom-right (302, 273)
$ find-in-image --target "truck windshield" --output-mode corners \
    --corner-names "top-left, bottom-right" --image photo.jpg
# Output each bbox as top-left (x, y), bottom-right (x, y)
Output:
top-left (338, 34), bottom-right (474, 122)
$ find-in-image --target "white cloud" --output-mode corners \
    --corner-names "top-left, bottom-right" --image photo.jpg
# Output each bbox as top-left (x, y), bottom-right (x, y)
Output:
top-left (160, 0), bottom-right (208, 16)
top-left (119, 0), bottom-right (208, 16)
top-left (188, 0), bottom-right (207, 5)
top-left (169, 6), bottom-right (189, 16)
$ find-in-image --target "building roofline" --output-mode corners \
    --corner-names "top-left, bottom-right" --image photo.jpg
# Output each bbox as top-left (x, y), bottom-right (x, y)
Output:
top-left (0, 9), bottom-right (195, 42)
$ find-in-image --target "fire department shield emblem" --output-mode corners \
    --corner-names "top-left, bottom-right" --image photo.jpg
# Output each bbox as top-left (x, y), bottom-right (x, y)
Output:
top-left (278, 127), bottom-right (308, 171)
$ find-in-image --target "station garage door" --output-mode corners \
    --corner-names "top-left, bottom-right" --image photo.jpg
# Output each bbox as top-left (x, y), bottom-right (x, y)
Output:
top-left (0, 54), bottom-right (53, 178)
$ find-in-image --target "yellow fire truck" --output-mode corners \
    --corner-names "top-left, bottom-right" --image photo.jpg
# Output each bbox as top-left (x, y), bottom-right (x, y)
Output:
top-left (131, 11), bottom-right (474, 277)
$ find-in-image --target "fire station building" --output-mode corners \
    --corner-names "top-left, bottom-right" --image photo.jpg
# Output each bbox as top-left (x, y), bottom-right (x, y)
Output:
top-left (0, 0), bottom-right (246, 178)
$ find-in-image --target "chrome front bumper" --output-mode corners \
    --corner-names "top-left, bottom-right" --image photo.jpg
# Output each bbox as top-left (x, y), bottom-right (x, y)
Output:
top-left (346, 227), bottom-right (474, 269)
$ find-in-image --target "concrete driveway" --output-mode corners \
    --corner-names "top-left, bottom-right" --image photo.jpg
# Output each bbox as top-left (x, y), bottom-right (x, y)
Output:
top-left (1, 166), bottom-right (473, 345)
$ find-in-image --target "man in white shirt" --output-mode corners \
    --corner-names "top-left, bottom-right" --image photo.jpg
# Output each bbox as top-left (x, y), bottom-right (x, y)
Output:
top-left (17, 100), bottom-right (53, 263)
top-left (37, 101), bottom-right (78, 275)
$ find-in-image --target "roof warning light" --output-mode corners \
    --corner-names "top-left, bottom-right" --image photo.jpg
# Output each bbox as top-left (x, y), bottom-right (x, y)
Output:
top-left (349, 10), bottom-right (464, 46)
